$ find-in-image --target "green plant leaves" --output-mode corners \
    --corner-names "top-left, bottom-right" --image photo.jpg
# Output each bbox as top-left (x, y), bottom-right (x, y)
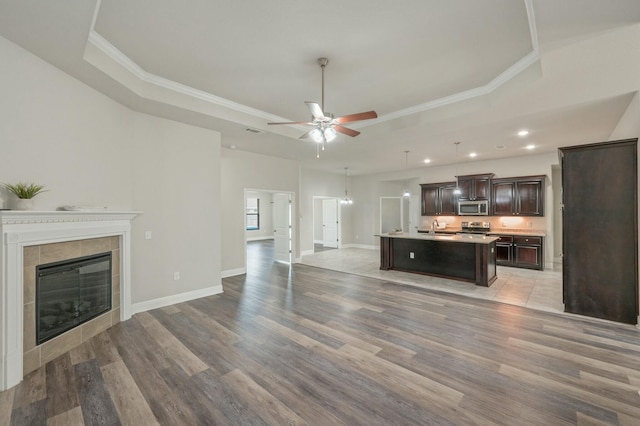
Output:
top-left (3, 182), bottom-right (47, 199)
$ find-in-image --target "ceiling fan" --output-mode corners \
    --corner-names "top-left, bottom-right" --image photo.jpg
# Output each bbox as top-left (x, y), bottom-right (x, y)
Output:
top-left (268, 58), bottom-right (378, 157)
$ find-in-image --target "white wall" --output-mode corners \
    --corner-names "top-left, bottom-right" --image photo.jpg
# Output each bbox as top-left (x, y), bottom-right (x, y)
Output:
top-left (1, 35), bottom-right (222, 305)
top-left (609, 91), bottom-right (640, 141)
top-left (129, 114), bottom-right (221, 304)
top-left (221, 148), bottom-right (299, 275)
top-left (245, 190), bottom-right (274, 240)
top-left (313, 198), bottom-right (323, 243)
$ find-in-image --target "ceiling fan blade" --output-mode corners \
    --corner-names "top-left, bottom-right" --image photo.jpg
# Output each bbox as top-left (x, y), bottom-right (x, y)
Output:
top-left (334, 110), bottom-right (378, 124)
top-left (267, 121), bottom-right (314, 126)
top-left (299, 129), bottom-right (317, 139)
top-left (334, 125), bottom-right (360, 137)
top-left (305, 102), bottom-right (325, 120)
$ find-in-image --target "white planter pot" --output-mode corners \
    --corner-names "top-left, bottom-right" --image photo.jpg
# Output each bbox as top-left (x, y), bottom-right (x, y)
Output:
top-left (12, 198), bottom-right (34, 210)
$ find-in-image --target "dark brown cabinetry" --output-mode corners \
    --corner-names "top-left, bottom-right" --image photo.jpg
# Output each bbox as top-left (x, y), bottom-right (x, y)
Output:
top-left (560, 139), bottom-right (638, 325)
top-left (457, 173), bottom-right (493, 201)
top-left (420, 182), bottom-right (458, 216)
top-left (380, 236), bottom-right (497, 286)
top-left (491, 176), bottom-right (545, 216)
top-left (494, 234), bottom-right (543, 270)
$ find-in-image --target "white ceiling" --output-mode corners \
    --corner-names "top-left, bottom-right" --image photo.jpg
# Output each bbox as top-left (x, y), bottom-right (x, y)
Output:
top-left (1, 0), bottom-right (640, 175)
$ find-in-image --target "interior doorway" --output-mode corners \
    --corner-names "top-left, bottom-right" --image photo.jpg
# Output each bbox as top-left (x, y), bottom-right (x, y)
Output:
top-left (379, 195), bottom-right (415, 233)
top-left (313, 196), bottom-right (341, 253)
top-left (380, 196), bottom-right (404, 233)
top-left (245, 189), bottom-right (293, 274)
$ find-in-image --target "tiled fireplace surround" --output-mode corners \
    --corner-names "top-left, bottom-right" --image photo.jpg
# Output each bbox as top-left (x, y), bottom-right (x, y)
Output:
top-left (0, 211), bottom-right (138, 391)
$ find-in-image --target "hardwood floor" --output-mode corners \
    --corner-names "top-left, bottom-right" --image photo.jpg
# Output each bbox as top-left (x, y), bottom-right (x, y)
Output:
top-left (2, 241), bottom-right (640, 425)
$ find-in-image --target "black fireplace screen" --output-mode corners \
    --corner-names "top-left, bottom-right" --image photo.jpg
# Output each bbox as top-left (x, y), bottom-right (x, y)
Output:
top-left (36, 252), bottom-right (112, 345)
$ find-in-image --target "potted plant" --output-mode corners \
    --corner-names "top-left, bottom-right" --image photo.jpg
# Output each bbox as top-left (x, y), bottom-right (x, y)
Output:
top-left (3, 182), bottom-right (47, 210)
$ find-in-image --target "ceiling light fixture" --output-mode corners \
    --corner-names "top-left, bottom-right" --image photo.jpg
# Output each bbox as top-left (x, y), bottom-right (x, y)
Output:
top-left (403, 150), bottom-right (411, 197)
top-left (267, 58), bottom-right (377, 159)
top-left (518, 130), bottom-right (529, 137)
top-left (423, 158), bottom-right (431, 164)
top-left (526, 144), bottom-right (536, 150)
top-left (469, 152), bottom-right (477, 158)
top-left (341, 167), bottom-right (353, 205)
top-left (453, 142), bottom-right (462, 195)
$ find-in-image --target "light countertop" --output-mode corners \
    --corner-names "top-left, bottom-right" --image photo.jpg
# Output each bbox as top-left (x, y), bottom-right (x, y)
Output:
top-left (379, 232), bottom-right (499, 245)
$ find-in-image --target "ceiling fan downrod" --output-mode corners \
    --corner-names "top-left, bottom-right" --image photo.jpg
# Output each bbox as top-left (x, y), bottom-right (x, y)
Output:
top-left (318, 57), bottom-right (328, 113)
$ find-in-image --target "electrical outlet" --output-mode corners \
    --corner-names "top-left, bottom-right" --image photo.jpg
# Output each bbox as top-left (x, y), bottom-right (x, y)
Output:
top-left (410, 252), bottom-right (415, 259)
top-left (173, 272), bottom-right (180, 281)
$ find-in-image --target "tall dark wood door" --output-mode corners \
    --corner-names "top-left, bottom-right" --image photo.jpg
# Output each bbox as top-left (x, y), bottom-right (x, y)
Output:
top-left (560, 139), bottom-right (638, 324)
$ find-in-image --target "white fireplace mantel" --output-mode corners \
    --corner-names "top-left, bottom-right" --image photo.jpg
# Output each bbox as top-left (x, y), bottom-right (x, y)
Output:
top-left (0, 210), bottom-right (140, 391)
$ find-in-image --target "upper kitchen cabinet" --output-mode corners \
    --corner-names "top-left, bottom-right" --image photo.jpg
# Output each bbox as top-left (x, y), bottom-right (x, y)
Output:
top-left (421, 182), bottom-right (458, 216)
top-left (491, 175), bottom-right (545, 216)
top-left (457, 173), bottom-right (494, 201)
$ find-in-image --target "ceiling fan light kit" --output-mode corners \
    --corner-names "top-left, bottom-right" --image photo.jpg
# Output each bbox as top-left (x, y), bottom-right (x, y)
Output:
top-left (268, 57), bottom-right (378, 157)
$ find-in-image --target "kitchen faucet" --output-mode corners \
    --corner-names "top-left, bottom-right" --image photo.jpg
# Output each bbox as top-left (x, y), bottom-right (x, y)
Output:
top-left (430, 219), bottom-right (439, 235)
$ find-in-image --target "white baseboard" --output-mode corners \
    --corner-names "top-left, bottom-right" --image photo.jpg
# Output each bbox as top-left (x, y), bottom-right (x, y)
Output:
top-left (222, 267), bottom-right (246, 278)
top-left (131, 284), bottom-right (224, 315)
top-left (342, 243), bottom-right (378, 250)
top-left (246, 236), bottom-right (274, 242)
top-left (301, 249), bottom-right (314, 256)
top-left (313, 239), bottom-right (323, 244)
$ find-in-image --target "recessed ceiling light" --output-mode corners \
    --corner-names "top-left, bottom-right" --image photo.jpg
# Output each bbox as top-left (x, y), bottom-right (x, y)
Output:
top-left (496, 145), bottom-right (506, 150)
top-left (469, 152), bottom-right (477, 158)
top-left (517, 130), bottom-right (529, 137)
top-left (526, 144), bottom-right (536, 150)
top-left (423, 159), bottom-right (431, 164)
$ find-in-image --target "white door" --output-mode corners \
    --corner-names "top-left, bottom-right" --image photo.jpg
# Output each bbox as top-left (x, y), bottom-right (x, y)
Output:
top-left (273, 193), bottom-right (291, 263)
top-left (322, 198), bottom-right (338, 248)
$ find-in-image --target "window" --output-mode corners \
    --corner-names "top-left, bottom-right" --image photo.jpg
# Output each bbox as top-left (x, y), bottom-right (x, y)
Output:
top-left (246, 197), bottom-right (260, 230)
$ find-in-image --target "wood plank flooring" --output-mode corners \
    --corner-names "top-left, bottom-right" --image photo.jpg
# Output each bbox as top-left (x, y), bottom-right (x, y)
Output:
top-left (2, 241), bottom-right (640, 425)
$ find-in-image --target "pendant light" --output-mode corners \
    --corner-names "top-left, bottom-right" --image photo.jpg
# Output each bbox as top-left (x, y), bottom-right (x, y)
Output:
top-left (341, 167), bottom-right (353, 204)
top-left (402, 150), bottom-right (411, 197)
top-left (453, 142), bottom-right (462, 195)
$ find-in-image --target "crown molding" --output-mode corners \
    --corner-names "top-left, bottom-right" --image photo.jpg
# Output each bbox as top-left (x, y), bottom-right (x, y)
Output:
top-left (86, 0), bottom-right (541, 134)
top-left (87, 31), bottom-right (288, 124)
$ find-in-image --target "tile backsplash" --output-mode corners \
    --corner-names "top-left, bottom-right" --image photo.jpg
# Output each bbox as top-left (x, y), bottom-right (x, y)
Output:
top-left (420, 215), bottom-right (546, 232)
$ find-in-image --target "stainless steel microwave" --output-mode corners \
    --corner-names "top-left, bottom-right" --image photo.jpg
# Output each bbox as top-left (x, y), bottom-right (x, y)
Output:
top-left (458, 200), bottom-right (489, 216)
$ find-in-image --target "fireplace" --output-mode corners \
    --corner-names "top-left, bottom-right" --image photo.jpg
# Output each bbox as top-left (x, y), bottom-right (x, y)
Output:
top-left (36, 252), bottom-right (112, 345)
top-left (0, 210), bottom-right (139, 391)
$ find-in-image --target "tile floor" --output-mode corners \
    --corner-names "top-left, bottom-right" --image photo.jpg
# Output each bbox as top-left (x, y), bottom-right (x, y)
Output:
top-left (300, 246), bottom-right (565, 314)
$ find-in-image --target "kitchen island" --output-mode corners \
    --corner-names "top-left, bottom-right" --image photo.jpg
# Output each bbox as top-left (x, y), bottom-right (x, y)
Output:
top-left (379, 232), bottom-right (498, 286)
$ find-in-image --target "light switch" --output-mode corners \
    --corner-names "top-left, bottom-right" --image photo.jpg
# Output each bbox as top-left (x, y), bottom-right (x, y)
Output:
top-left (145, 231), bottom-right (152, 240)
top-left (410, 252), bottom-right (415, 259)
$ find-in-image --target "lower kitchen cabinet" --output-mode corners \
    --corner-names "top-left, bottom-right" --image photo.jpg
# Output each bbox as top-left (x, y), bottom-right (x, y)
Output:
top-left (494, 234), bottom-right (543, 270)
